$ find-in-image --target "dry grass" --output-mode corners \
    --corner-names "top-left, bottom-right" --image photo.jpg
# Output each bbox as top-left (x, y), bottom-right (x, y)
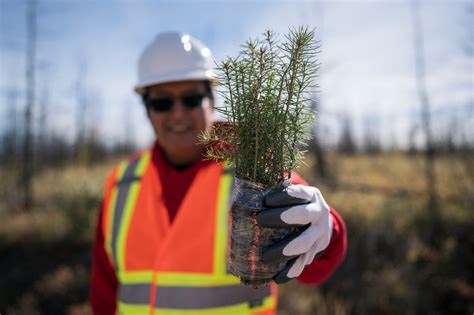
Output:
top-left (300, 152), bottom-right (473, 220)
top-left (1, 152), bottom-right (473, 314)
top-left (0, 157), bottom-right (123, 243)
top-left (282, 151), bottom-right (474, 315)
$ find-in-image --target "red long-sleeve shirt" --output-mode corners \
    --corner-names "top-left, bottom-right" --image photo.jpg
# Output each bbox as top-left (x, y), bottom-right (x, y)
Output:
top-left (89, 143), bottom-right (347, 314)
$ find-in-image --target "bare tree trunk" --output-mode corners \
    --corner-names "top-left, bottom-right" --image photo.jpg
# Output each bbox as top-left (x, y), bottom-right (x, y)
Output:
top-left (312, 127), bottom-right (328, 178)
top-left (7, 90), bottom-right (19, 158)
top-left (37, 87), bottom-right (49, 170)
top-left (363, 114), bottom-right (381, 154)
top-left (75, 57), bottom-right (88, 155)
top-left (21, 0), bottom-right (37, 211)
top-left (412, 0), bottom-right (438, 211)
top-left (338, 114), bottom-right (357, 155)
top-left (310, 98), bottom-right (329, 181)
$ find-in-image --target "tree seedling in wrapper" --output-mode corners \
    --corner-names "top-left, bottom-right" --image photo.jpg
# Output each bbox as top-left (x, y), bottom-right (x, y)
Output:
top-left (200, 27), bottom-right (320, 287)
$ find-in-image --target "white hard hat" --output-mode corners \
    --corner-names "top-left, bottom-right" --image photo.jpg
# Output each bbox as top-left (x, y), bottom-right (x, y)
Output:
top-left (135, 31), bottom-right (215, 94)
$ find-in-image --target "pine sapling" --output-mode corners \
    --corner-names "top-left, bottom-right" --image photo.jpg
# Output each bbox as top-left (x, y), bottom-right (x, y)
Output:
top-left (201, 27), bottom-right (319, 187)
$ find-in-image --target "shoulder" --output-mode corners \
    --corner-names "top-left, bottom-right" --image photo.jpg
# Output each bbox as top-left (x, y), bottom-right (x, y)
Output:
top-left (103, 149), bottom-right (152, 191)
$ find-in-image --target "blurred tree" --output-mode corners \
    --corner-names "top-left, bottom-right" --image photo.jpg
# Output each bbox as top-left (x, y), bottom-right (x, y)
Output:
top-left (411, 0), bottom-right (438, 211)
top-left (458, 2), bottom-right (474, 185)
top-left (1, 90), bottom-right (20, 162)
top-left (122, 98), bottom-right (136, 152)
top-left (338, 115), bottom-right (356, 155)
top-left (74, 56), bottom-right (88, 156)
top-left (408, 123), bottom-right (419, 155)
top-left (362, 114), bottom-right (381, 154)
top-left (461, 1), bottom-right (473, 58)
top-left (21, 0), bottom-right (37, 211)
top-left (309, 97), bottom-right (329, 181)
top-left (35, 86), bottom-right (49, 171)
top-left (72, 58), bottom-right (108, 164)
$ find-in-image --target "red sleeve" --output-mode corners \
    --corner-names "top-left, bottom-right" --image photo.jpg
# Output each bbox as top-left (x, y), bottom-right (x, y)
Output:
top-left (289, 171), bottom-right (307, 186)
top-left (297, 207), bottom-right (347, 284)
top-left (89, 201), bottom-right (118, 315)
top-left (290, 171), bottom-right (348, 285)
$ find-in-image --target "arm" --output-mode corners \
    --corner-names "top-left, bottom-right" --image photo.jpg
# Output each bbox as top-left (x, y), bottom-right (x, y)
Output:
top-left (89, 204), bottom-right (118, 314)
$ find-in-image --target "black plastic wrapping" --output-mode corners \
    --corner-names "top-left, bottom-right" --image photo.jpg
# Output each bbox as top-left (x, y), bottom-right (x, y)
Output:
top-left (228, 178), bottom-right (300, 287)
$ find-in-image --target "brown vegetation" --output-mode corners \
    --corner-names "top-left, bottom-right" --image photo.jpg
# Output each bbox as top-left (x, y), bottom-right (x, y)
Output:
top-left (0, 152), bottom-right (473, 314)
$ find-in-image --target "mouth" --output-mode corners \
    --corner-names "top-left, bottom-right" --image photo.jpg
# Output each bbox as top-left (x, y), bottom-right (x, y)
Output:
top-left (167, 124), bottom-right (192, 134)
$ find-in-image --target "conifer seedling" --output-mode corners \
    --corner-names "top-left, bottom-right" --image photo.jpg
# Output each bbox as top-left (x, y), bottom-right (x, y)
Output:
top-left (201, 27), bottom-right (319, 187)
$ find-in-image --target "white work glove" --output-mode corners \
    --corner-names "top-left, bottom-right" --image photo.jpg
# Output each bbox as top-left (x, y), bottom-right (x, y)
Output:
top-left (256, 184), bottom-right (333, 284)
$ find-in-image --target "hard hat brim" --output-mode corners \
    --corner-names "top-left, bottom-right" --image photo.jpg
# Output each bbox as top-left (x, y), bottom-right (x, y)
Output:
top-left (135, 69), bottom-right (216, 95)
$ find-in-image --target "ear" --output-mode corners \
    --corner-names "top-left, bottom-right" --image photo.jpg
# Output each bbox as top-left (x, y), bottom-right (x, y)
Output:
top-left (210, 99), bottom-right (215, 111)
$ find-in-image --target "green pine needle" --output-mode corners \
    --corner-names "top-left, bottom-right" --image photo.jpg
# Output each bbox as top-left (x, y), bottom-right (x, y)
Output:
top-left (201, 26), bottom-right (320, 187)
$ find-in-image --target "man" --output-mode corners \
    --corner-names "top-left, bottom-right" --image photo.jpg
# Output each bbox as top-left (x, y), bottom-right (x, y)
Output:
top-left (90, 31), bottom-right (346, 315)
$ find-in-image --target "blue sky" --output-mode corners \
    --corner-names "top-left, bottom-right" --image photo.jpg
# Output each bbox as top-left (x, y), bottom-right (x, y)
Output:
top-left (1, 0), bottom-right (472, 148)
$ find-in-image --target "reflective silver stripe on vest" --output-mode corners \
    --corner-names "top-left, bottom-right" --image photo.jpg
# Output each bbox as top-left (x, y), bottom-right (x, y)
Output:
top-left (111, 157), bottom-right (140, 265)
top-left (119, 283), bottom-right (151, 305)
top-left (155, 285), bottom-right (271, 309)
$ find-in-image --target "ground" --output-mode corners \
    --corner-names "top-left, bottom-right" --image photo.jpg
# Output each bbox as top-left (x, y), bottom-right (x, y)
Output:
top-left (0, 152), bottom-right (472, 314)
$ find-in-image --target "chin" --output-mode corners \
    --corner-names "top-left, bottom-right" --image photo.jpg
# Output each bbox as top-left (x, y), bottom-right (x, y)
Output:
top-left (166, 144), bottom-right (198, 155)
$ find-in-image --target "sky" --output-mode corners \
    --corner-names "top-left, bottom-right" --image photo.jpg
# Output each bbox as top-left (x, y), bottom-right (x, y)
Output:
top-left (1, 0), bottom-right (472, 149)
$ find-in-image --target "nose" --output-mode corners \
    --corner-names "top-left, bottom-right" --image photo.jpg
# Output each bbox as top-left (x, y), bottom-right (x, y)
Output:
top-left (169, 97), bottom-right (187, 120)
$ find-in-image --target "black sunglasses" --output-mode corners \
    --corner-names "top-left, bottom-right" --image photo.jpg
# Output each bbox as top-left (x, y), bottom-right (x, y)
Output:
top-left (146, 94), bottom-right (208, 112)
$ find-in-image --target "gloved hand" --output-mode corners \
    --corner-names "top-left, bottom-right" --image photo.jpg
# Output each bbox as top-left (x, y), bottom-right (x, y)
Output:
top-left (256, 184), bottom-right (333, 284)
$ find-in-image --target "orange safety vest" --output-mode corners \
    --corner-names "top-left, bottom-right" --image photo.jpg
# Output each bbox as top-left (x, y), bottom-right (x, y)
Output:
top-left (102, 149), bottom-right (277, 315)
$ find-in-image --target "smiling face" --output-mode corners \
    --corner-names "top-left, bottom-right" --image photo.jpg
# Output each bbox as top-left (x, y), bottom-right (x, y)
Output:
top-left (146, 80), bottom-right (214, 167)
